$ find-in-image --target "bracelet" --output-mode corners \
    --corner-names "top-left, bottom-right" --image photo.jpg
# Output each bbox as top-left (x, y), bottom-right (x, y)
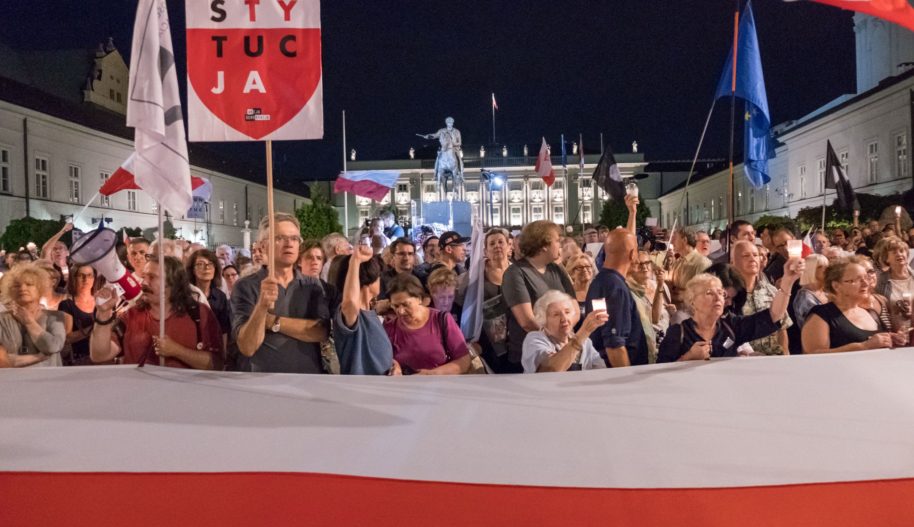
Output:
top-left (94, 313), bottom-right (116, 326)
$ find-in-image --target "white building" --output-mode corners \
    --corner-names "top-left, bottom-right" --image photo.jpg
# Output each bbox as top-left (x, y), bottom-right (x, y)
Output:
top-left (0, 39), bottom-right (309, 247)
top-left (658, 14), bottom-right (914, 231)
top-left (337, 151), bottom-right (647, 234)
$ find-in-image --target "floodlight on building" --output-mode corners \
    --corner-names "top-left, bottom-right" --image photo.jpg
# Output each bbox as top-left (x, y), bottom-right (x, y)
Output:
top-left (480, 146), bottom-right (486, 158)
top-left (350, 149), bottom-right (356, 161)
top-left (502, 146), bottom-right (508, 157)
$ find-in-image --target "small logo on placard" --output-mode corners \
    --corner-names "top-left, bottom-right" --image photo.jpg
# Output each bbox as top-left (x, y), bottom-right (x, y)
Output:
top-left (245, 108), bottom-right (271, 122)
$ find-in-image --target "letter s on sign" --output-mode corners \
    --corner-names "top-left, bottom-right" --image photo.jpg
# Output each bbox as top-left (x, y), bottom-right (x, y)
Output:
top-left (210, 0), bottom-right (226, 22)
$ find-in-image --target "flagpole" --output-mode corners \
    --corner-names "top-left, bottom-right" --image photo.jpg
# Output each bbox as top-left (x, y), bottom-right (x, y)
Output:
top-left (266, 140), bottom-right (275, 281)
top-left (726, 1), bottom-right (741, 258)
top-left (491, 93), bottom-right (496, 145)
top-left (672, 98), bottom-right (719, 239)
top-left (342, 110), bottom-right (349, 237)
top-left (157, 204), bottom-right (165, 367)
top-left (821, 189), bottom-right (827, 232)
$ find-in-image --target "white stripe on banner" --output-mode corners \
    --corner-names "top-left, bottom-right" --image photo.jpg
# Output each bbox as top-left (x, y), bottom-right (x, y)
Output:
top-left (4, 349), bottom-right (914, 488)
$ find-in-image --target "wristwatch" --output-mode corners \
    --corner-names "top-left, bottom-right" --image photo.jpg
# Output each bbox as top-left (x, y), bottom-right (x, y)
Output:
top-left (271, 315), bottom-right (281, 333)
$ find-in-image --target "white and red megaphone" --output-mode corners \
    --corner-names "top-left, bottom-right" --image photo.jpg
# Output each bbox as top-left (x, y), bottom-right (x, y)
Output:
top-left (70, 227), bottom-right (142, 300)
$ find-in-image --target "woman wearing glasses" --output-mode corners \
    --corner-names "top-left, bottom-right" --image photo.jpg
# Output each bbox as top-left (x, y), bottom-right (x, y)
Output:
top-left (564, 253), bottom-right (595, 329)
top-left (186, 249), bottom-right (231, 347)
top-left (658, 262), bottom-right (801, 362)
top-left (802, 259), bottom-right (896, 353)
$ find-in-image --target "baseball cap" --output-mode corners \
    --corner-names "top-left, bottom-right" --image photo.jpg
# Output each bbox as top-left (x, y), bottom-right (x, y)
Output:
top-left (439, 231), bottom-right (470, 248)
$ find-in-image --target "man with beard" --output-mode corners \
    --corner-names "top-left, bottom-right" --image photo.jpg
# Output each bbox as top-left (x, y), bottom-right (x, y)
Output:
top-left (89, 255), bottom-right (223, 369)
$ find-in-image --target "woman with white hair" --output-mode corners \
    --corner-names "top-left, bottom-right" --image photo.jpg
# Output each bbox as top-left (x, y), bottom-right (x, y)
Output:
top-left (521, 290), bottom-right (608, 373)
top-left (658, 265), bottom-right (800, 362)
top-left (793, 253), bottom-right (829, 329)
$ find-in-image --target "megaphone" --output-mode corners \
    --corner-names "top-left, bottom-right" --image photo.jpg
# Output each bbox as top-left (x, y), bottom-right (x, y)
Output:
top-left (70, 227), bottom-right (142, 300)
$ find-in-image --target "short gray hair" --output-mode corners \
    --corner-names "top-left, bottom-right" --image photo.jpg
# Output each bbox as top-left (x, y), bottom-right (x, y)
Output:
top-left (532, 290), bottom-right (576, 328)
top-left (257, 213), bottom-right (301, 241)
top-left (683, 273), bottom-right (722, 308)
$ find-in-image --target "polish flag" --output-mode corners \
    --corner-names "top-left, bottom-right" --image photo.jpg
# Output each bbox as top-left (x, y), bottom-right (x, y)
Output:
top-left (535, 137), bottom-right (555, 186)
top-left (101, 153), bottom-right (212, 200)
top-left (334, 170), bottom-right (399, 202)
top-left (799, 0), bottom-right (914, 32)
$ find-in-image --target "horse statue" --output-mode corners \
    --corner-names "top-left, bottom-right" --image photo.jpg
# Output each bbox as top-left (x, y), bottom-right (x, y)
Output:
top-left (418, 117), bottom-right (464, 200)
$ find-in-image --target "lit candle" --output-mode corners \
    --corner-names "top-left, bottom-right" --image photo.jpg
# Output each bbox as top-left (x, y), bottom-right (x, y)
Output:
top-left (896, 206), bottom-right (902, 217)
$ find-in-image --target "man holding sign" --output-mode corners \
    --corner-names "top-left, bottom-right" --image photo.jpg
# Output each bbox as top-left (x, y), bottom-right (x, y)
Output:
top-left (232, 214), bottom-right (331, 373)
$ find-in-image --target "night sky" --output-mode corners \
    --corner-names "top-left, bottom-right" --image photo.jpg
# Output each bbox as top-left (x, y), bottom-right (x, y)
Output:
top-left (4, 1), bottom-right (856, 190)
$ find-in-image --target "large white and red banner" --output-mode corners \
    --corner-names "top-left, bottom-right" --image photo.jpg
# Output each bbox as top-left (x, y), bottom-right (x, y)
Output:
top-left (185, 0), bottom-right (324, 142)
top-left (6, 350), bottom-right (914, 525)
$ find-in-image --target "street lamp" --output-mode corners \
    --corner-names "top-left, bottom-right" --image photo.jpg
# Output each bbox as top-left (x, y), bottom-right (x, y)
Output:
top-left (483, 170), bottom-right (505, 227)
top-left (502, 145), bottom-right (508, 158)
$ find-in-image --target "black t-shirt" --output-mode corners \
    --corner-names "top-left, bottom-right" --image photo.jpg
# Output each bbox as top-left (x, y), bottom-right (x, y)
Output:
top-left (806, 302), bottom-right (886, 350)
top-left (658, 310), bottom-right (782, 363)
top-left (58, 299), bottom-right (93, 361)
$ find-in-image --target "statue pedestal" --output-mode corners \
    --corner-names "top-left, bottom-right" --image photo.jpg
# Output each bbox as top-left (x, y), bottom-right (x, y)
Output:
top-left (423, 201), bottom-right (473, 236)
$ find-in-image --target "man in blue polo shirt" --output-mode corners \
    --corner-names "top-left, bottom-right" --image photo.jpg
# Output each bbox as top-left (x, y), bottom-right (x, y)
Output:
top-left (586, 228), bottom-right (647, 367)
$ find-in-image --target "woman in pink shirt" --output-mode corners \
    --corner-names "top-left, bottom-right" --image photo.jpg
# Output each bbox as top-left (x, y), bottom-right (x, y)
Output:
top-left (384, 274), bottom-right (470, 375)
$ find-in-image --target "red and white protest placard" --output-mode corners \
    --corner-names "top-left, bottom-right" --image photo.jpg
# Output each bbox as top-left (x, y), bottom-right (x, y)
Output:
top-left (185, 0), bottom-right (323, 141)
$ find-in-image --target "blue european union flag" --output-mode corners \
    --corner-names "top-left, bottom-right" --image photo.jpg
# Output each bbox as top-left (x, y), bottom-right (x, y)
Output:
top-left (714, 1), bottom-right (774, 189)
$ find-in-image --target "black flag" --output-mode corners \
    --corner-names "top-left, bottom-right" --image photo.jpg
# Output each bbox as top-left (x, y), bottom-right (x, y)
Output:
top-left (592, 145), bottom-right (625, 201)
top-left (825, 140), bottom-right (859, 211)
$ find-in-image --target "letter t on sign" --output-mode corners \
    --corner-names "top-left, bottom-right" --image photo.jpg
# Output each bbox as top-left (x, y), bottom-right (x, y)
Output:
top-left (245, 0), bottom-right (260, 21)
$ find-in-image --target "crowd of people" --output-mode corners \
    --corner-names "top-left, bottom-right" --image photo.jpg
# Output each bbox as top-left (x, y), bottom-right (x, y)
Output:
top-left (1, 196), bottom-right (913, 374)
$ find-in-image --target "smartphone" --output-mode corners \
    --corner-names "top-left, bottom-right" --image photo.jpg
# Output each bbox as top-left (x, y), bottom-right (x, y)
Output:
top-left (591, 298), bottom-right (607, 312)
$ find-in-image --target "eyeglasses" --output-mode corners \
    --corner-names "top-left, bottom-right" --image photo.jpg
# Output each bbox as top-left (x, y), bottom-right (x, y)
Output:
top-left (194, 262), bottom-right (215, 270)
top-left (634, 262), bottom-right (652, 269)
top-left (571, 266), bottom-right (593, 273)
top-left (274, 235), bottom-right (303, 244)
top-left (704, 288), bottom-right (729, 299)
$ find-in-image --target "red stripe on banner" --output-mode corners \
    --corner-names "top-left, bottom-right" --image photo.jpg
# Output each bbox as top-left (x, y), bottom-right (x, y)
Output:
top-left (334, 177), bottom-right (392, 202)
top-left (3, 472), bottom-right (914, 527)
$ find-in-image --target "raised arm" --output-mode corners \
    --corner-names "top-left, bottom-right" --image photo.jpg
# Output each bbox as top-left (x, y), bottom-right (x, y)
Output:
top-left (625, 194), bottom-right (639, 236)
top-left (41, 222), bottom-right (73, 259)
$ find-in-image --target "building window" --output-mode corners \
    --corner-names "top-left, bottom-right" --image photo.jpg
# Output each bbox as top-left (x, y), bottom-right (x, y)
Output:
top-left (491, 206), bottom-right (501, 226)
top-left (233, 202), bottom-right (239, 226)
top-left (0, 148), bottom-right (10, 194)
top-left (765, 184), bottom-right (770, 210)
top-left (552, 205), bottom-right (565, 224)
top-left (551, 179), bottom-right (564, 202)
top-left (579, 178), bottom-right (593, 201)
top-left (218, 200), bottom-right (225, 223)
top-left (68, 165), bottom-right (81, 203)
top-left (127, 190), bottom-right (137, 211)
top-left (816, 158), bottom-right (825, 192)
top-left (34, 156), bottom-right (49, 198)
top-left (736, 190), bottom-right (743, 215)
top-left (896, 133), bottom-right (908, 180)
top-left (749, 190), bottom-right (755, 213)
top-left (510, 205), bottom-right (523, 226)
top-left (839, 151), bottom-right (849, 176)
top-left (99, 171), bottom-right (111, 206)
top-left (152, 202), bottom-right (158, 213)
top-left (582, 203), bottom-right (592, 224)
top-left (798, 165), bottom-right (807, 199)
top-left (867, 141), bottom-right (878, 183)
top-left (530, 204), bottom-right (545, 221)
top-left (358, 208), bottom-right (370, 223)
top-left (710, 197), bottom-right (716, 220)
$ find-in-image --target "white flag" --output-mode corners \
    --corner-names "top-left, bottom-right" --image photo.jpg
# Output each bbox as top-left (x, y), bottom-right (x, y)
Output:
top-left (127, 0), bottom-right (192, 216)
